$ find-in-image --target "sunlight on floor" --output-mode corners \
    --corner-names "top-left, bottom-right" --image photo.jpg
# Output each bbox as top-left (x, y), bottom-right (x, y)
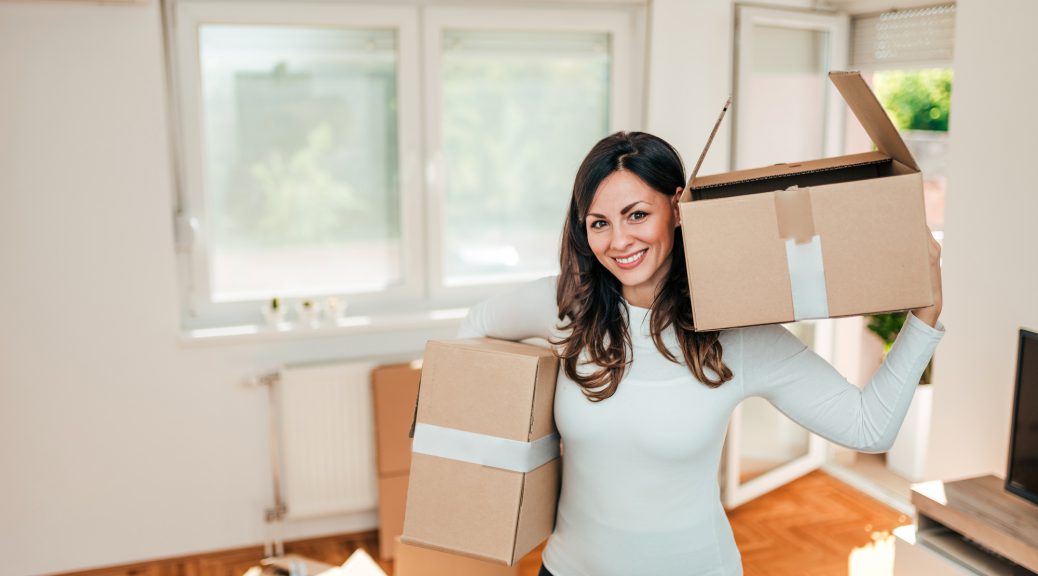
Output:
top-left (849, 530), bottom-right (897, 576)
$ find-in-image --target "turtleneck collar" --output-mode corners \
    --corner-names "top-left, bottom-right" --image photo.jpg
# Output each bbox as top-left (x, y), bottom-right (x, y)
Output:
top-left (622, 300), bottom-right (655, 344)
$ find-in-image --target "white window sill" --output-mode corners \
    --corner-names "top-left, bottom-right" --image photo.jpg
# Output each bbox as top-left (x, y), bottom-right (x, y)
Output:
top-left (178, 307), bottom-right (468, 347)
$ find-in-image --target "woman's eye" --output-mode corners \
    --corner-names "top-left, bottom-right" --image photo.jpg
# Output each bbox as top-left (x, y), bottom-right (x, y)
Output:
top-left (630, 211), bottom-right (648, 221)
top-left (589, 220), bottom-right (607, 230)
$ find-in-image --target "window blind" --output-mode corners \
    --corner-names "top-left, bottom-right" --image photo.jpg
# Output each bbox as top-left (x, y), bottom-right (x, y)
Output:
top-left (851, 4), bottom-right (956, 68)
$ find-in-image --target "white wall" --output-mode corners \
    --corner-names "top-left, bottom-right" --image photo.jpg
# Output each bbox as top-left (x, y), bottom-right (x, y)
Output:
top-left (0, 4), bottom-right (457, 575)
top-left (644, 0), bottom-right (733, 176)
top-left (924, 0), bottom-right (1038, 481)
top-left (0, 1), bottom-right (728, 574)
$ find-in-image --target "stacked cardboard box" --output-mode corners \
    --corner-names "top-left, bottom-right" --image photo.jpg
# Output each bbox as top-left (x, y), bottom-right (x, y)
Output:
top-left (402, 338), bottom-right (561, 566)
top-left (371, 361), bottom-right (423, 560)
top-left (394, 537), bottom-right (519, 576)
top-left (679, 71), bottom-right (934, 331)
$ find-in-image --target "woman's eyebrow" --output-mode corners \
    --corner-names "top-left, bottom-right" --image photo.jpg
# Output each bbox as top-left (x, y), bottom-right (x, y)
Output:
top-left (587, 200), bottom-right (649, 220)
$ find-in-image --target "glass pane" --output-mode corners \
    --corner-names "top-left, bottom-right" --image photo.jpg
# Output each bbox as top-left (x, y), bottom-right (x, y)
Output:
top-left (441, 30), bottom-right (611, 285)
top-left (738, 322), bottom-right (816, 482)
top-left (199, 25), bottom-right (401, 302)
top-left (737, 25), bottom-right (830, 169)
top-left (874, 69), bottom-right (952, 231)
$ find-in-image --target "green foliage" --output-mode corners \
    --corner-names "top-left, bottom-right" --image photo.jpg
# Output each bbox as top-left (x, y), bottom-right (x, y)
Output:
top-left (867, 312), bottom-right (907, 349)
top-left (244, 124), bottom-right (365, 245)
top-left (874, 69), bottom-right (953, 132)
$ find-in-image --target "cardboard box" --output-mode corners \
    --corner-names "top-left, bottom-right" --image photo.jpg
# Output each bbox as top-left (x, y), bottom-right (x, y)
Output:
top-left (372, 362), bottom-right (422, 477)
top-left (679, 71), bottom-right (933, 331)
top-left (376, 472), bottom-right (409, 560)
top-left (394, 537), bottom-right (520, 576)
top-left (372, 361), bottom-right (422, 560)
top-left (401, 339), bottom-right (560, 566)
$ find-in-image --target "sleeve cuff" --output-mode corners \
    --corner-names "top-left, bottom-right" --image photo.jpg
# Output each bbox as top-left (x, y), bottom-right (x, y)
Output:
top-left (906, 310), bottom-right (946, 336)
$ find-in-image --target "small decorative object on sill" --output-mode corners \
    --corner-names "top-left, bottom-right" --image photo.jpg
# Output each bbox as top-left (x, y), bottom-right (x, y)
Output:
top-left (297, 299), bottom-right (321, 326)
top-left (325, 296), bottom-right (347, 321)
top-left (262, 297), bottom-right (287, 326)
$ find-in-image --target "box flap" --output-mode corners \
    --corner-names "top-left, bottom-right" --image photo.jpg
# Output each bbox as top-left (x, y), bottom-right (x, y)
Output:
top-left (692, 151), bottom-right (890, 190)
top-left (681, 96), bottom-right (731, 202)
top-left (829, 71), bottom-right (919, 172)
top-left (527, 355), bottom-right (560, 442)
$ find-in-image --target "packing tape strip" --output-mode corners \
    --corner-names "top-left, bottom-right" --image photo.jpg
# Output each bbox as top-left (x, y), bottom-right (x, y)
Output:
top-left (775, 186), bottom-right (830, 320)
top-left (411, 422), bottom-right (561, 473)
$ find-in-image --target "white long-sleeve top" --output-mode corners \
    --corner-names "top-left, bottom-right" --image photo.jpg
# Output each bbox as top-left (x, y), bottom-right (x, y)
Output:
top-left (458, 274), bottom-right (945, 576)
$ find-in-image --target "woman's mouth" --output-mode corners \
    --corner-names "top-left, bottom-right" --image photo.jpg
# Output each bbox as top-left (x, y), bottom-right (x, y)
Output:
top-left (613, 249), bottom-right (647, 269)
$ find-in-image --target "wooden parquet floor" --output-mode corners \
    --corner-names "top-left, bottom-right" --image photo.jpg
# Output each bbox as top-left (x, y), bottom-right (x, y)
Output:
top-left (725, 470), bottom-right (907, 576)
top-left (58, 470), bottom-right (906, 576)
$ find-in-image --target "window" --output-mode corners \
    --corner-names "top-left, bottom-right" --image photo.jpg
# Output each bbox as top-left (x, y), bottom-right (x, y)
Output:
top-left (848, 4), bottom-right (955, 233)
top-left (199, 26), bottom-right (403, 302)
top-left (438, 29), bottom-right (611, 287)
top-left (872, 68), bottom-right (952, 232)
top-left (170, 3), bottom-right (642, 329)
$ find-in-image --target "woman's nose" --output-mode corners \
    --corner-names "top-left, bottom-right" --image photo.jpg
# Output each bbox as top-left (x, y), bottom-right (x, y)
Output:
top-left (610, 228), bottom-right (634, 252)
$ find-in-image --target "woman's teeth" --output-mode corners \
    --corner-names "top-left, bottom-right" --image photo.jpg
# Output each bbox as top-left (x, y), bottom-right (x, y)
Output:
top-left (615, 250), bottom-right (646, 264)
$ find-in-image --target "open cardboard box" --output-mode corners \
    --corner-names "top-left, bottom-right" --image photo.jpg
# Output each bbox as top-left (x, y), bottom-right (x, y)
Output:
top-left (678, 70), bottom-right (933, 331)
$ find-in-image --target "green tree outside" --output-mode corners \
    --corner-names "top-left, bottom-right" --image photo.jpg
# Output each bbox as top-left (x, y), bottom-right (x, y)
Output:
top-left (873, 68), bottom-right (953, 132)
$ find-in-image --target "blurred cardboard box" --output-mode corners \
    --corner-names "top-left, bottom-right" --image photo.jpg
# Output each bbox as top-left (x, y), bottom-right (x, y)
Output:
top-left (372, 361), bottom-right (422, 560)
top-left (679, 70), bottom-right (933, 331)
top-left (372, 362), bottom-right (422, 477)
top-left (401, 339), bottom-right (560, 566)
top-left (376, 473), bottom-right (409, 560)
top-left (394, 536), bottom-right (520, 576)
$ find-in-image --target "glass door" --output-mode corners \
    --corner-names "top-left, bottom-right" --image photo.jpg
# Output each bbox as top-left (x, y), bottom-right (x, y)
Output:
top-left (722, 5), bottom-right (849, 509)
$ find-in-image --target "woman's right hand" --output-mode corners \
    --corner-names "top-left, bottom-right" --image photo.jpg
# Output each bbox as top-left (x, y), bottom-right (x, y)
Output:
top-left (910, 226), bottom-right (943, 328)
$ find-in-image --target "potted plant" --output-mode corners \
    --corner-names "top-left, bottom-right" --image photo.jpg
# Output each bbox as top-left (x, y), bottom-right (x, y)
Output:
top-left (297, 298), bottom-right (321, 326)
top-left (262, 296), bottom-right (287, 326)
top-left (867, 312), bottom-right (934, 481)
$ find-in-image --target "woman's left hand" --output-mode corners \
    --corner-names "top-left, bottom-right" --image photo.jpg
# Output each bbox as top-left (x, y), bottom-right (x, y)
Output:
top-left (911, 226), bottom-right (943, 328)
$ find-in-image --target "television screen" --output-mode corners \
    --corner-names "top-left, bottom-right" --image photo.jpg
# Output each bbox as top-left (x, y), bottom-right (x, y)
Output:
top-left (1007, 328), bottom-right (1038, 505)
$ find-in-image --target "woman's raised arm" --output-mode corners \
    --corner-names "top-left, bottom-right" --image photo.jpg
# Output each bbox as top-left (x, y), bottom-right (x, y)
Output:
top-left (739, 312), bottom-right (945, 453)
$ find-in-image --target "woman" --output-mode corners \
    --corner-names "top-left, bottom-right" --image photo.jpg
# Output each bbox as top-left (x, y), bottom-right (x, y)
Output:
top-left (458, 132), bottom-right (945, 576)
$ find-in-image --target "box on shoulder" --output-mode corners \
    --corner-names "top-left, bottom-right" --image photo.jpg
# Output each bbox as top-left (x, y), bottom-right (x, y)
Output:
top-left (679, 70), bottom-right (933, 331)
top-left (401, 338), bottom-right (561, 566)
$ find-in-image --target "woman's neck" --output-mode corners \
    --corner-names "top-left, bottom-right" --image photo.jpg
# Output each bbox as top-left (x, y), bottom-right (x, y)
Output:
top-left (621, 254), bottom-right (672, 308)
top-left (622, 286), bottom-right (655, 309)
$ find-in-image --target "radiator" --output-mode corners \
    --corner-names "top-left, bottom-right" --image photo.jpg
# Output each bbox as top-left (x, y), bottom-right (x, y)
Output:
top-left (271, 360), bottom-right (379, 520)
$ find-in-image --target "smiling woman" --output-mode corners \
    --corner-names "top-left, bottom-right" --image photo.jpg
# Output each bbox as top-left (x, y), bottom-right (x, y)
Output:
top-left (457, 130), bottom-right (944, 576)
top-left (554, 132), bottom-right (733, 403)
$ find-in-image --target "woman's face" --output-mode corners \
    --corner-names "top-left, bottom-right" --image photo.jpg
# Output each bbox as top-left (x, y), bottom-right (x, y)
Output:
top-left (585, 170), bottom-right (681, 305)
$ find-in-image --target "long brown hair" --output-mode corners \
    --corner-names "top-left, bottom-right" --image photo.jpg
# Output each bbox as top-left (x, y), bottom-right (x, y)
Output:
top-left (553, 131), bottom-right (733, 401)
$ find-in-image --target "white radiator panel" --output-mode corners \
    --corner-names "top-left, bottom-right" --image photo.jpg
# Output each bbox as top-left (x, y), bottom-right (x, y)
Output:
top-left (277, 361), bottom-right (378, 519)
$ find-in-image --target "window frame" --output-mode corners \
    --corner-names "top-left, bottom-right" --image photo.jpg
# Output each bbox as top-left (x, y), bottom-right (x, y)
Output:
top-left (421, 5), bottom-right (642, 304)
top-left (173, 1), bottom-right (424, 329)
top-left (171, 1), bottom-right (644, 330)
